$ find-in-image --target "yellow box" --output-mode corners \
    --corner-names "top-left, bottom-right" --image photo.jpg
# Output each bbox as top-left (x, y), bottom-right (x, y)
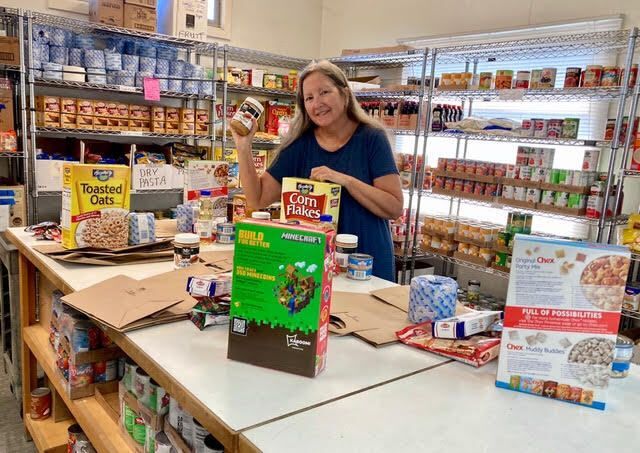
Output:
top-left (36, 111), bottom-right (60, 127)
top-left (151, 106), bottom-right (165, 121)
top-left (195, 109), bottom-right (209, 123)
top-left (77, 99), bottom-right (94, 115)
top-left (61, 113), bottom-right (77, 129)
top-left (35, 96), bottom-right (60, 112)
top-left (195, 122), bottom-right (209, 136)
top-left (94, 116), bottom-right (109, 130)
top-left (280, 177), bottom-right (341, 227)
top-left (179, 122), bottom-right (195, 135)
top-left (117, 119), bottom-right (129, 130)
top-left (179, 108), bottom-right (195, 123)
top-left (93, 100), bottom-right (109, 117)
top-left (61, 98), bottom-right (77, 114)
top-left (107, 117), bottom-right (120, 131)
top-left (117, 103), bottom-right (129, 118)
top-left (61, 163), bottom-right (131, 249)
top-left (76, 115), bottom-right (94, 129)
top-left (165, 121), bottom-right (180, 133)
top-left (165, 107), bottom-right (179, 122)
top-left (151, 120), bottom-right (165, 133)
top-left (139, 105), bottom-right (151, 120)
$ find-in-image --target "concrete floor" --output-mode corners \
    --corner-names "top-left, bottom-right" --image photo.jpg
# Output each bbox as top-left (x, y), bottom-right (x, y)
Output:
top-left (0, 368), bottom-right (34, 453)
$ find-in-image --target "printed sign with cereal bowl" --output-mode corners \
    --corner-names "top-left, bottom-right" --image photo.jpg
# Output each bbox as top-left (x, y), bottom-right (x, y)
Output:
top-left (496, 234), bottom-right (630, 410)
top-left (61, 163), bottom-right (131, 250)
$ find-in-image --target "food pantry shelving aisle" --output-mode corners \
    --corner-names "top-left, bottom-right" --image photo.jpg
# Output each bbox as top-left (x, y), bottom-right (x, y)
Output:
top-left (239, 360), bottom-right (640, 453)
top-left (7, 227), bottom-right (453, 453)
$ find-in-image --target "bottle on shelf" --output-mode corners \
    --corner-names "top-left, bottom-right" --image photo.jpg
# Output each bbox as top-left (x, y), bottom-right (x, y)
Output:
top-left (432, 104), bottom-right (443, 132)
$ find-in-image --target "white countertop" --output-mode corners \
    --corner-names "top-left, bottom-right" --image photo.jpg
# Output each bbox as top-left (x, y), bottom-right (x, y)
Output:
top-left (243, 360), bottom-right (640, 453)
top-left (125, 275), bottom-right (445, 431)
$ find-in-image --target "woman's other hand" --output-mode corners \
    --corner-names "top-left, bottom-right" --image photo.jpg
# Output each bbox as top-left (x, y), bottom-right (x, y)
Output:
top-left (230, 116), bottom-right (259, 152)
top-left (310, 166), bottom-right (353, 187)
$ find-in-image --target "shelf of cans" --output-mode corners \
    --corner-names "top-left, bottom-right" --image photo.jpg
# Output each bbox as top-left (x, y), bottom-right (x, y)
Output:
top-left (329, 49), bottom-right (427, 70)
top-left (456, 288), bottom-right (506, 311)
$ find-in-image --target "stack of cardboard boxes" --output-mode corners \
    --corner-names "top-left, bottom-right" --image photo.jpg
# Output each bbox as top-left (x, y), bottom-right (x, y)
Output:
top-left (89, 0), bottom-right (157, 33)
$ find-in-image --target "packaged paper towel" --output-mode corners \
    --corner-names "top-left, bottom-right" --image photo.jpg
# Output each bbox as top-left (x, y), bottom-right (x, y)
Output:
top-left (409, 275), bottom-right (458, 323)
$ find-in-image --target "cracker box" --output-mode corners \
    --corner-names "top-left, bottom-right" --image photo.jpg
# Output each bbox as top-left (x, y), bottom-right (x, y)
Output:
top-left (496, 235), bottom-right (631, 410)
top-left (280, 177), bottom-right (341, 227)
top-left (228, 220), bottom-right (336, 377)
top-left (183, 160), bottom-right (229, 216)
top-left (61, 163), bottom-right (131, 249)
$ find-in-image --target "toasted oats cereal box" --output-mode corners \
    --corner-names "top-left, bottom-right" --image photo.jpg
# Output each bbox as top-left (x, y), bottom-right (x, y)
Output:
top-left (496, 234), bottom-right (631, 410)
top-left (280, 178), bottom-right (341, 227)
top-left (61, 163), bottom-right (131, 249)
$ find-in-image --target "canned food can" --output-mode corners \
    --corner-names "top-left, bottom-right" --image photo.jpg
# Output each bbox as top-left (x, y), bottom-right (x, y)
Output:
top-left (530, 167), bottom-right (548, 182)
top-left (530, 69), bottom-right (543, 89)
top-left (534, 119), bottom-right (548, 137)
top-left (519, 166), bottom-right (533, 181)
top-left (473, 182), bottom-right (486, 196)
top-left (463, 180), bottom-right (475, 193)
top-left (540, 68), bottom-right (557, 88)
top-left (541, 190), bottom-right (556, 205)
top-left (479, 72), bottom-right (493, 90)
top-left (505, 165), bottom-right (519, 179)
top-left (475, 161), bottom-right (489, 176)
top-left (526, 188), bottom-right (541, 203)
top-left (583, 65), bottom-right (603, 87)
top-left (444, 177), bottom-right (455, 190)
top-left (485, 183), bottom-right (499, 197)
top-left (454, 179), bottom-right (464, 192)
top-left (502, 185), bottom-right (515, 200)
top-left (515, 71), bottom-right (530, 89)
top-left (465, 160), bottom-right (477, 174)
top-left (217, 233), bottom-right (235, 244)
top-left (216, 222), bottom-right (235, 235)
top-left (347, 254), bottom-right (373, 281)
top-left (554, 191), bottom-right (570, 208)
top-left (434, 176), bottom-right (445, 189)
top-left (496, 231), bottom-right (511, 248)
top-left (527, 148), bottom-right (541, 167)
top-left (586, 195), bottom-right (604, 218)
top-left (604, 118), bottom-right (616, 141)
top-left (601, 66), bottom-right (620, 87)
top-left (567, 193), bottom-right (587, 209)
top-left (514, 186), bottom-right (527, 201)
top-left (495, 251), bottom-right (509, 267)
top-left (445, 158), bottom-right (457, 172)
top-left (564, 67), bottom-right (582, 88)
top-left (516, 147), bottom-right (530, 166)
top-left (561, 118), bottom-right (580, 139)
top-left (521, 119), bottom-right (534, 137)
top-left (30, 387), bottom-right (51, 420)
top-left (547, 119), bottom-right (563, 138)
top-left (437, 157), bottom-right (447, 170)
top-left (494, 164), bottom-right (507, 178)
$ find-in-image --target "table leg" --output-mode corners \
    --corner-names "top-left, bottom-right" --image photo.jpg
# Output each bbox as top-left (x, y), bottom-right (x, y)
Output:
top-left (19, 253), bottom-right (37, 438)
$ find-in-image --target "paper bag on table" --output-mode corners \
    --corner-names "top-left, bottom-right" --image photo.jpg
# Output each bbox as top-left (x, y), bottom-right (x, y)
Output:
top-left (61, 275), bottom-right (184, 332)
top-left (370, 286), bottom-right (410, 312)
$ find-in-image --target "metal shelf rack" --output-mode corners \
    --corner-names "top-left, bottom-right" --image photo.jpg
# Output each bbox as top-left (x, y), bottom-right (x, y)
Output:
top-left (428, 131), bottom-right (609, 147)
top-left (35, 127), bottom-right (207, 141)
top-left (225, 46), bottom-right (310, 70)
top-left (421, 251), bottom-right (511, 279)
top-left (433, 86), bottom-right (628, 102)
top-left (329, 50), bottom-right (427, 70)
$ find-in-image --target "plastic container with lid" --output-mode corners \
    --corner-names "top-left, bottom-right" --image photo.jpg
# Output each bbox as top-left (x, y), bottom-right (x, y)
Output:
top-left (467, 280), bottom-right (481, 302)
top-left (199, 189), bottom-right (213, 220)
top-left (319, 214), bottom-right (334, 231)
top-left (174, 233), bottom-right (200, 269)
top-left (611, 335), bottom-right (634, 378)
top-left (230, 97), bottom-right (264, 136)
top-left (335, 234), bottom-right (358, 270)
top-left (251, 211), bottom-right (271, 220)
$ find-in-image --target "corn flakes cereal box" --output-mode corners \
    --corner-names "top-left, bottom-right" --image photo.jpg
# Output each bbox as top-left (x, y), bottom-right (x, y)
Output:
top-left (280, 177), bottom-right (341, 227)
top-left (496, 234), bottom-right (631, 410)
top-left (228, 220), bottom-right (336, 377)
top-left (61, 163), bottom-right (131, 249)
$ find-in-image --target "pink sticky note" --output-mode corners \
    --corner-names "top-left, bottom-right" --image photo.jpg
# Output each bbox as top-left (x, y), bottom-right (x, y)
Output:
top-left (143, 77), bottom-right (161, 101)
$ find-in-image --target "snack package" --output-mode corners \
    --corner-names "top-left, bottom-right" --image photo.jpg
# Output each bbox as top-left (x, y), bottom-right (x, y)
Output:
top-left (128, 212), bottom-right (156, 246)
top-left (396, 322), bottom-right (501, 367)
top-left (431, 310), bottom-right (503, 339)
top-left (186, 273), bottom-right (232, 298)
top-left (189, 296), bottom-right (231, 330)
top-left (280, 177), bottom-right (341, 227)
top-left (184, 160), bottom-right (229, 217)
top-left (61, 163), bottom-right (131, 249)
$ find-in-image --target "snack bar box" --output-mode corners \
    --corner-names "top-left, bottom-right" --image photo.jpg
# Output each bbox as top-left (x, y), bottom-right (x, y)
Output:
top-left (280, 177), bottom-right (341, 228)
top-left (228, 220), bottom-right (336, 377)
top-left (496, 234), bottom-right (630, 410)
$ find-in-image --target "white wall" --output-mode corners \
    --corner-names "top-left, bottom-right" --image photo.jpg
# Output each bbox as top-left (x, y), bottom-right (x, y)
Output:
top-left (319, 0), bottom-right (640, 56)
top-left (2, 0), bottom-right (322, 58)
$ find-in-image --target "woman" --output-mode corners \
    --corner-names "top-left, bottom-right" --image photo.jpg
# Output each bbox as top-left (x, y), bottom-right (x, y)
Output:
top-left (231, 60), bottom-right (403, 281)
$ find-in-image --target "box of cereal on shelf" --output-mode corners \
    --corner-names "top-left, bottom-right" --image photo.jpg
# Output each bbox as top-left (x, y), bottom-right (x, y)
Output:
top-left (183, 160), bottom-right (229, 217)
top-left (228, 220), bottom-right (336, 377)
top-left (280, 177), bottom-right (341, 228)
top-left (496, 234), bottom-right (630, 410)
top-left (61, 163), bottom-right (131, 249)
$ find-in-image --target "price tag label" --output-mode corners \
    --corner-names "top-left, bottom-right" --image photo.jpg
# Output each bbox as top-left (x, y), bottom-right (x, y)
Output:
top-left (498, 89), bottom-right (525, 101)
top-left (118, 85), bottom-right (137, 93)
top-left (119, 131), bottom-right (140, 136)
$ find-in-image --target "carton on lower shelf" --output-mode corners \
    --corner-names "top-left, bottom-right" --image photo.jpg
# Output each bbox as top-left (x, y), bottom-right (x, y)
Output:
top-left (228, 220), bottom-right (336, 377)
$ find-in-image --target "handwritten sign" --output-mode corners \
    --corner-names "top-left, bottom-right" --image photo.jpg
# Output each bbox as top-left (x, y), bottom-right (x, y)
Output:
top-left (132, 164), bottom-right (172, 190)
top-left (143, 77), bottom-right (161, 101)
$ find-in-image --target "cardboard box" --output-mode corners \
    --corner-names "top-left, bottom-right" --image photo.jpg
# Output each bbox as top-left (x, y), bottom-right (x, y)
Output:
top-left (151, 106), bottom-right (165, 121)
top-left (496, 235), bottom-right (631, 410)
top-left (582, 150), bottom-right (600, 172)
top-left (77, 100), bottom-right (94, 116)
top-left (0, 185), bottom-right (26, 228)
top-left (139, 105), bottom-right (151, 120)
top-left (165, 107), bottom-right (179, 122)
top-left (165, 121), bottom-right (180, 133)
top-left (151, 120), bottom-right (165, 133)
top-left (132, 163), bottom-right (172, 190)
top-left (106, 102), bottom-right (119, 117)
top-left (228, 220), bottom-right (336, 377)
top-left (61, 163), bottom-right (131, 249)
top-left (76, 115), bottom-right (94, 129)
top-left (129, 104), bottom-right (143, 119)
top-left (94, 116), bottom-right (110, 130)
top-left (124, 4), bottom-right (157, 33)
top-left (195, 109), bottom-right (209, 123)
top-left (183, 160), bottom-right (228, 209)
top-left (0, 80), bottom-right (12, 132)
top-left (195, 122), bottom-right (209, 136)
top-left (89, 0), bottom-right (124, 27)
top-left (125, 0), bottom-right (156, 7)
top-left (117, 119), bottom-right (130, 130)
top-left (129, 118), bottom-right (144, 131)
top-left (280, 177), bottom-right (341, 227)
top-left (117, 103), bottom-right (129, 118)
top-left (36, 112), bottom-right (61, 127)
top-left (37, 160), bottom-right (78, 192)
top-left (107, 117), bottom-right (120, 131)
top-left (179, 122), bottom-right (195, 135)
top-left (61, 113), bottom-right (77, 129)
top-left (157, 0), bottom-right (207, 42)
top-left (0, 37), bottom-right (20, 66)
top-left (61, 98), bottom-right (77, 114)
top-left (179, 108), bottom-right (195, 123)
top-left (94, 100), bottom-right (109, 117)
top-left (36, 96), bottom-right (60, 113)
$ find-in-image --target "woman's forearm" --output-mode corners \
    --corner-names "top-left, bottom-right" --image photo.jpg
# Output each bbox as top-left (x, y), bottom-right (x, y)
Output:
top-left (344, 176), bottom-right (403, 220)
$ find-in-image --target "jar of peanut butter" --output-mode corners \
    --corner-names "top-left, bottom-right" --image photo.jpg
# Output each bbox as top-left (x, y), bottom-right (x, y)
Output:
top-left (230, 97), bottom-right (264, 136)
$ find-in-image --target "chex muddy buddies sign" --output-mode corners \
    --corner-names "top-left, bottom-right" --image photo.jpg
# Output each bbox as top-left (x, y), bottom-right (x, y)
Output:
top-left (280, 177), bottom-right (341, 227)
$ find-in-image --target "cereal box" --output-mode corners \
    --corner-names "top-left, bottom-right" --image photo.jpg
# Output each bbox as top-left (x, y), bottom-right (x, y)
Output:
top-left (61, 163), bottom-right (131, 249)
top-left (496, 235), bottom-right (631, 410)
top-left (183, 160), bottom-right (229, 217)
top-left (280, 177), bottom-right (341, 227)
top-left (228, 220), bottom-right (336, 377)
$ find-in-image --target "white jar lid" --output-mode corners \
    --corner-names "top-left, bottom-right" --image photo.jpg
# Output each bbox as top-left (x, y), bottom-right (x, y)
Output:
top-left (251, 212), bottom-right (271, 220)
top-left (336, 234), bottom-right (358, 245)
top-left (175, 233), bottom-right (200, 245)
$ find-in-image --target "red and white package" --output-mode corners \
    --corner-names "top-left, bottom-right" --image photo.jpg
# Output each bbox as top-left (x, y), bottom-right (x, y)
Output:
top-left (396, 322), bottom-right (501, 367)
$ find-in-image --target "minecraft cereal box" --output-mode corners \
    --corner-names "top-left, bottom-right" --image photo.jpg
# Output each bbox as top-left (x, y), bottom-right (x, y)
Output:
top-left (280, 177), bottom-right (341, 227)
top-left (228, 220), bottom-right (336, 377)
